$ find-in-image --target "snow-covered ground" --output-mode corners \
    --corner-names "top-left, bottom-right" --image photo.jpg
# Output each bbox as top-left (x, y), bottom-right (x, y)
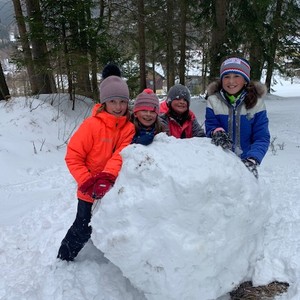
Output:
top-left (0, 78), bottom-right (300, 300)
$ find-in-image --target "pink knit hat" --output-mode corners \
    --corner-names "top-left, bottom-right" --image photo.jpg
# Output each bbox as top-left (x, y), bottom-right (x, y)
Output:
top-left (99, 75), bottom-right (129, 103)
top-left (134, 89), bottom-right (159, 115)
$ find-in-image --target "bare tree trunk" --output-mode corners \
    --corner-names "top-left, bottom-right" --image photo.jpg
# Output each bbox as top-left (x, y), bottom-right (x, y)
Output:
top-left (12, 0), bottom-right (39, 94)
top-left (25, 0), bottom-right (56, 94)
top-left (151, 44), bottom-right (156, 92)
top-left (0, 62), bottom-right (10, 100)
top-left (137, 0), bottom-right (147, 92)
top-left (243, 1), bottom-right (270, 81)
top-left (179, 0), bottom-right (187, 85)
top-left (201, 49), bottom-right (209, 93)
top-left (89, 0), bottom-right (105, 102)
top-left (265, 0), bottom-right (284, 92)
top-left (209, 0), bottom-right (227, 81)
top-left (76, 2), bottom-right (92, 98)
top-left (60, 11), bottom-right (74, 101)
top-left (166, 0), bottom-right (175, 89)
top-left (249, 42), bottom-right (265, 81)
top-left (90, 50), bottom-right (99, 101)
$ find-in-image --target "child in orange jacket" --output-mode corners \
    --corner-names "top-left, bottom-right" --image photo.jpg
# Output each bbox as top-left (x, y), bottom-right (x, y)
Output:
top-left (57, 74), bottom-right (135, 262)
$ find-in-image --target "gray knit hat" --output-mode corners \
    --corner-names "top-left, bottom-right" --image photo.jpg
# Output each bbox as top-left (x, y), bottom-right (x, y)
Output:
top-left (220, 57), bottom-right (251, 83)
top-left (166, 84), bottom-right (191, 106)
top-left (134, 88), bottom-right (159, 114)
top-left (99, 75), bottom-right (129, 104)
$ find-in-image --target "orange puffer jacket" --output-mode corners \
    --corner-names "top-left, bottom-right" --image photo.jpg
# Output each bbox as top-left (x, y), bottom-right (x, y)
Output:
top-left (65, 104), bottom-right (135, 203)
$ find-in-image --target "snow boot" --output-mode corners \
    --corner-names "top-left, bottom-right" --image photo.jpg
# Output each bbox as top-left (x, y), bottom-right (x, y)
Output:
top-left (57, 199), bottom-right (93, 261)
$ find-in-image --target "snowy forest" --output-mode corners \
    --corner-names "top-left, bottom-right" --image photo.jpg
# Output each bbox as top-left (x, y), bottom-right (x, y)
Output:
top-left (0, 0), bottom-right (300, 101)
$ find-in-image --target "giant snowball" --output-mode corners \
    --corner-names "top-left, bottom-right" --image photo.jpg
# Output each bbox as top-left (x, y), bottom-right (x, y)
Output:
top-left (91, 134), bottom-right (271, 300)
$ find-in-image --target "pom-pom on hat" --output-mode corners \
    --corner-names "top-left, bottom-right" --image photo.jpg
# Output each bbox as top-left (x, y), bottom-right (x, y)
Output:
top-left (102, 63), bottom-right (121, 79)
top-left (134, 88), bottom-right (159, 115)
top-left (166, 84), bottom-right (191, 106)
top-left (99, 75), bottom-right (129, 104)
top-left (220, 57), bottom-right (251, 83)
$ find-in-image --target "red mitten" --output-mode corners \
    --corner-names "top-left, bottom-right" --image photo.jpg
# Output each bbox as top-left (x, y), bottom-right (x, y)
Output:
top-left (78, 176), bottom-right (97, 197)
top-left (92, 172), bottom-right (116, 200)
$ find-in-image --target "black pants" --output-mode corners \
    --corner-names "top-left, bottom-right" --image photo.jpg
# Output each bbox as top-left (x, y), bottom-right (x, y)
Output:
top-left (57, 199), bottom-right (93, 261)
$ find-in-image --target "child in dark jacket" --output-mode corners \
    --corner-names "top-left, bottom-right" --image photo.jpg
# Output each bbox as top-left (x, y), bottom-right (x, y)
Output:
top-left (160, 84), bottom-right (205, 138)
top-left (131, 88), bottom-right (165, 145)
top-left (205, 56), bottom-right (270, 178)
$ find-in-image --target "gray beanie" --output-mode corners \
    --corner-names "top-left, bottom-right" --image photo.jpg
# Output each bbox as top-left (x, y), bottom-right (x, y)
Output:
top-left (99, 75), bottom-right (129, 104)
top-left (166, 84), bottom-right (191, 106)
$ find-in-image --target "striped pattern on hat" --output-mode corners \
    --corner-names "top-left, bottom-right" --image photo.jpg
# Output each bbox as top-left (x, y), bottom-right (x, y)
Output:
top-left (134, 88), bottom-right (159, 115)
top-left (220, 57), bottom-right (251, 83)
top-left (99, 75), bottom-right (129, 103)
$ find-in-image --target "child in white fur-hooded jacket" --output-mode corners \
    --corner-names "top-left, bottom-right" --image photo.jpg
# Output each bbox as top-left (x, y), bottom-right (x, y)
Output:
top-left (205, 57), bottom-right (270, 179)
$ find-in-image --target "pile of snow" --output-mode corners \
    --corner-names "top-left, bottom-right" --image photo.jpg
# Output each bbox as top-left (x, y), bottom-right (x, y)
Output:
top-left (92, 134), bottom-right (271, 300)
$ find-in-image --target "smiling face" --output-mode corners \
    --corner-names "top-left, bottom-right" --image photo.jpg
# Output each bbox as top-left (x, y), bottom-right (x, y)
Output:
top-left (105, 99), bottom-right (128, 116)
top-left (170, 98), bottom-right (188, 114)
top-left (222, 73), bottom-right (247, 96)
top-left (135, 110), bottom-right (157, 127)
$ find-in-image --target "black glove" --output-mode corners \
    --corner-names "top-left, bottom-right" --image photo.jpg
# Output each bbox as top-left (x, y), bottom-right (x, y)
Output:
top-left (211, 130), bottom-right (232, 150)
top-left (242, 158), bottom-right (258, 179)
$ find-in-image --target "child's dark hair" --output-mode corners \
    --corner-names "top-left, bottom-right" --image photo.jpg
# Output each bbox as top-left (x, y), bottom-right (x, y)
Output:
top-left (244, 82), bottom-right (258, 109)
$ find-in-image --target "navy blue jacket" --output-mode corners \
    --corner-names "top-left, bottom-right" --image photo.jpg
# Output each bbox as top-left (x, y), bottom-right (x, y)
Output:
top-left (132, 126), bottom-right (156, 146)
